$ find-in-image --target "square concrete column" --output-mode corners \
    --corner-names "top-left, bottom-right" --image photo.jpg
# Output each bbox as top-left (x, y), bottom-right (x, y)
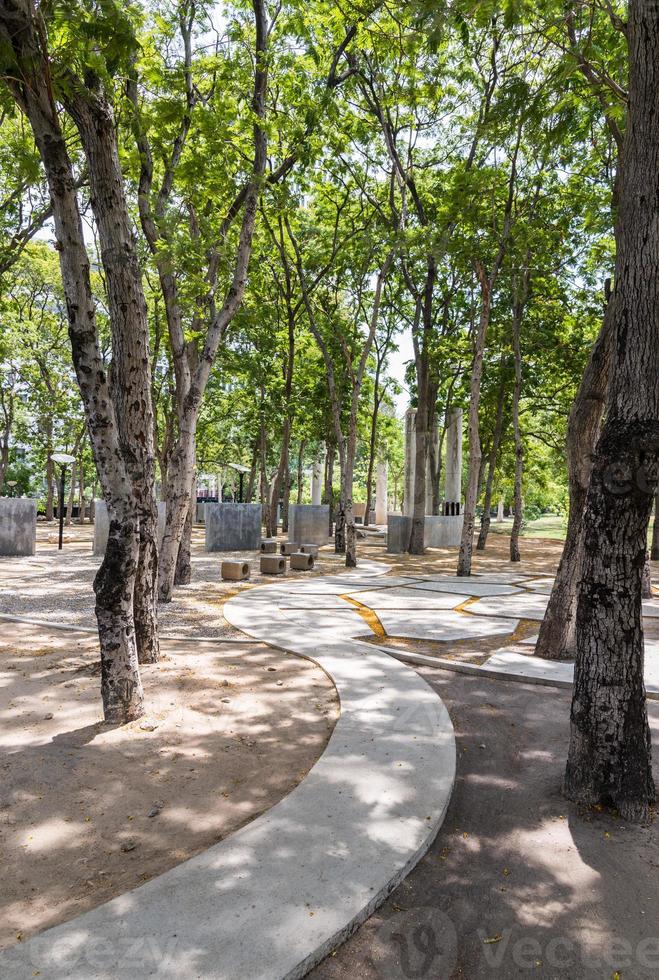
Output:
top-left (375, 459), bottom-right (388, 524)
top-left (403, 407), bottom-right (416, 518)
top-left (444, 408), bottom-right (463, 515)
top-left (0, 498), bottom-right (37, 556)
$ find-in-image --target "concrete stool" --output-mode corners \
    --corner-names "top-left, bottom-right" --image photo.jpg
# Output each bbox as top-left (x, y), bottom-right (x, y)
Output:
top-left (299, 543), bottom-right (319, 557)
top-left (261, 539), bottom-right (278, 553)
top-left (221, 560), bottom-right (250, 582)
top-left (260, 555), bottom-right (286, 575)
top-left (280, 541), bottom-right (300, 555)
top-left (290, 552), bottom-right (314, 571)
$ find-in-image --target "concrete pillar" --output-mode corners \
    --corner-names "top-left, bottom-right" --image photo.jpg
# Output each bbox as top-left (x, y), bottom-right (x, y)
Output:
top-left (403, 407), bottom-right (416, 518)
top-left (497, 499), bottom-right (505, 523)
top-left (375, 459), bottom-right (388, 524)
top-left (444, 408), bottom-right (463, 514)
top-left (311, 452), bottom-right (323, 505)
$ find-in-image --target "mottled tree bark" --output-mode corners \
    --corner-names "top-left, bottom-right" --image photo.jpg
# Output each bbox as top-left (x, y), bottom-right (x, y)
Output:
top-left (565, 0), bottom-right (659, 821)
top-left (536, 310), bottom-right (612, 660)
top-left (0, 0), bottom-right (144, 721)
top-left (66, 83), bottom-right (159, 665)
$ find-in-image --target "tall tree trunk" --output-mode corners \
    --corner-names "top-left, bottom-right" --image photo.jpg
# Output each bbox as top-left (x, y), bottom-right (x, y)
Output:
top-left (457, 269), bottom-right (491, 576)
top-left (343, 434), bottom-right (357, 567)
top-left (295, 439), bottom-right (304, 505)
top-left (175, 472), bottom-right (195, 586)
top-left (536, 308), bottom-right (613, 659)
top-left (268, 306), bottom-right (294, 539)
top-left (66, 83), bottom-right (159, 666)
top-left (564, 0), bottom-right (659, 821)
top-left (45, 420), bottom-right (54, 520)
top-left (157, 0), bottom-right (268, 602)
top-left (335, 446), bottom-right (346, 555)
top-left (0, 2), bottom-right (145, 721)
top-left (282, 467), bottom-right (291, 532)
top-left (65, 459), bottom-right (76, 526)
top-left (510, 282), bottom-right (527, 563)
top-left (77, 452), bottom-right (86, 525)
top-left (409, 261), bottom-right (435, 555)
top-left (258, 412), bottom-right (270, 533)
top-left (324, 439), bottom-right (335, 537)
top-left (364, 364), bottom-right (382, 527)
top-left (246, 440), bottom-right (258, 503)
top-left (477, 380), bottom-right (506, 551)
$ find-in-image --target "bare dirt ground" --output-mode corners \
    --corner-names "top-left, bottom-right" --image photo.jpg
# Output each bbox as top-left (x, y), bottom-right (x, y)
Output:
top-left (0, 525), bottom-right (339, 949)
top-left (310, 671), bottom-right (659, 980)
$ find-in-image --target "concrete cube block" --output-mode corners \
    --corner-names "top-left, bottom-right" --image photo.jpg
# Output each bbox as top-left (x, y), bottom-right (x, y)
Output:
top-left (280, 541), bottom-right (299, 555)
top-left (260, 555), bottom-right (286, 575)
top-left (221, 560), bottom-right (250, 581)
top-left (299, 543), bottom-right (319, 557)
top-left (0, 498), bottom-right (37, 556)
top-left (261, 539), bottom-right (278, 553)
top-left (290, 552), bottom-right (314, 571)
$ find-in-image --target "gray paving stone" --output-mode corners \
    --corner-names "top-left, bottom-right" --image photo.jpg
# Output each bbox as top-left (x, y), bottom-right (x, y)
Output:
top-left (468, 593), bottom-right (550, 621)
top-left (404, 580), bottom-right (521, 598)
top-left (375, 609), bottom-right (519, 642)
top-left (350, 587), bottom-right (470, 610)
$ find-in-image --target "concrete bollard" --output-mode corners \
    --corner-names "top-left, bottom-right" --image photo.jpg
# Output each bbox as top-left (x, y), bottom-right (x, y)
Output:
top-left (261, 539), bottom-right (278, 553)
top-left (280, 541), bottom-right (299, 555)
top-left (298, 543), bottom-right (319, 557)
top-left (221, 560), bottom-right (250, 581)
top-left (290, 552), bottom-right (314, 571)
top-left (260, 555), bottom-right (286, 575)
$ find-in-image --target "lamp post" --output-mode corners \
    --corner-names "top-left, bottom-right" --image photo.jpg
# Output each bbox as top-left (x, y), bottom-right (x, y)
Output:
top-left (49, 453), bottom-right (76, 550)
top-left (6, 480), bottom-right (17, 498)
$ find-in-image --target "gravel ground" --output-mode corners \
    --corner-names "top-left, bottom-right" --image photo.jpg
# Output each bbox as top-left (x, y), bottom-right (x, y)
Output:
top-left (0, 523), bottom-right (353, 638)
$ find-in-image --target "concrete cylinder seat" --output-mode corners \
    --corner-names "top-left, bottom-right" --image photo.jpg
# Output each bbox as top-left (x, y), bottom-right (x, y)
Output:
top-left (299, 543), bottom-right (319, 557)
top-left (280, 541), bottom-right (299, 555)
top-left (261, 539), bottom-right (278, 553)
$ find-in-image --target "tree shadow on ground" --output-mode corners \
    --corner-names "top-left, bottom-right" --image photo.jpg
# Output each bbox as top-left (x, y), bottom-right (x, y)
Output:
top-left (0, 621), bottom-right (338, 949)
top-left (309, 671), bottom-right (659, 980)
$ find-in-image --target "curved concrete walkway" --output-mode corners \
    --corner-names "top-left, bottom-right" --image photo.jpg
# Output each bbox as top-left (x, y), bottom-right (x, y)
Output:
top-left (0, 560), bottom-right (456, 980)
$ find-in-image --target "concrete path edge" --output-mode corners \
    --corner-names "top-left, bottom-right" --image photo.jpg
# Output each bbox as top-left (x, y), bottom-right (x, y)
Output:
top-left (0, 560), bottom-right (457, 980)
